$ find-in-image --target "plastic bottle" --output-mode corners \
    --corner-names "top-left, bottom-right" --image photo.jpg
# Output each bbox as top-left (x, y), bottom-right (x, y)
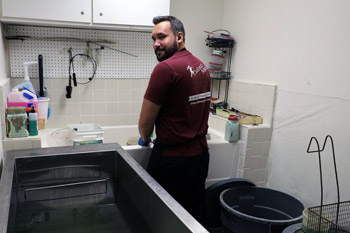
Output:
top-left (29, 105), bottom-right (38, 136)
top-left (7, 89), bottom-right (37, 108)
top-left (13, 61), bottom-right (37, 94)
top-left (225, 115), bottom-right (240, 142)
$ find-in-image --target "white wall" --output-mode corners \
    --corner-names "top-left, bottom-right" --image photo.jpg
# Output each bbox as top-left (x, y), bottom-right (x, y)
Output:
top-left (170, 0), bottom-right (224, 65)
top-left (222, 0), bottom-right (350, 207)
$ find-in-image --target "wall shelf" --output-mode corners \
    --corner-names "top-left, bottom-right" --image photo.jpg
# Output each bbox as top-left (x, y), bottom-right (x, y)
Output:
top-left (205, 31), bottom-right (235, 111)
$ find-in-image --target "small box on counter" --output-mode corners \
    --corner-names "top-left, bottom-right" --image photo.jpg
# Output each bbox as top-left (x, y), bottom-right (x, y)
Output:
top-left (216, 108), bottom-right (263, 125)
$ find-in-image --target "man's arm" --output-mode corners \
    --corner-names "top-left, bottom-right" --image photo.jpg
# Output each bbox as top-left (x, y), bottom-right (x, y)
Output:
top-left (138, 98), bottom-right (161, 142)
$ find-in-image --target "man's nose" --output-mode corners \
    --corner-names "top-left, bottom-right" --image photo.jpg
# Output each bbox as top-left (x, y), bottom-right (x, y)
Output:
top-left (154, 39), bottom-right (161, 47)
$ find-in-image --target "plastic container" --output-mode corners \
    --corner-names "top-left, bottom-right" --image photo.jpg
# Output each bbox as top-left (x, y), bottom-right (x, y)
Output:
top-left (37, 97), bottom-right (50, 122)
top-left (220, 186), bottom-right (304, 233)
top-left (224, 115), bottom-right (240, 142)
top-left (13, 61), bottom-right (37, 94)
top-left (6, 107), bottom-right (28, 138)
top-left (68, 124), bottom-right (103, 145)
top-left (209, 49), bottom-right (224, 71)
top-left (301, 208), bottom-right (332, 233)
top-left (29, 105), bottom-right (38, 136)
top-left (7, 89), bottom-right (37, 108)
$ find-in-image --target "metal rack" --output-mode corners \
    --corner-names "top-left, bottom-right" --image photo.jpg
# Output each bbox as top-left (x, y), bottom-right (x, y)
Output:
top-left (306, 135), bottom-right (350, 233)
top-left (205, 30), bottom-right (235, 110)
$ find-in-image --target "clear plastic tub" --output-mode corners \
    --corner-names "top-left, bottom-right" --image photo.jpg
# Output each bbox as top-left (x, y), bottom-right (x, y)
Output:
top-left (68, 124), bottom-right (104, 145)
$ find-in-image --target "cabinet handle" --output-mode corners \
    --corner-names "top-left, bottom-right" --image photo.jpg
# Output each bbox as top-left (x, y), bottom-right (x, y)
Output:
top-left (81, 11), bottom-right (84, 15)
top-left (99, 13), bottom-right (103, 16)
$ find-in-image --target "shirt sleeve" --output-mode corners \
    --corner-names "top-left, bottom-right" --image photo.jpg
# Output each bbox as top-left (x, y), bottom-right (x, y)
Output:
top-left (144, 62), bottom-right (172, 106)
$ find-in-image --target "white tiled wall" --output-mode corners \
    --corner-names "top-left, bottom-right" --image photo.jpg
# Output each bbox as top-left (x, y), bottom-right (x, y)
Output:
top-left (209, 80), bottom-right (277, 186)
top-left (211, 80), bottom-right (277, 126)
top-left (10, 77), bottom-right (148, 129)
top-left (209, 113), bottom-right (273, 187)
top-left (229, 81), bottom-right (277, 126)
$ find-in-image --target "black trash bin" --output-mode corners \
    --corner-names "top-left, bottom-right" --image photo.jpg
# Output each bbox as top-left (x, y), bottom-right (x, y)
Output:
top-left (220, 186), bottom-right (304, 233)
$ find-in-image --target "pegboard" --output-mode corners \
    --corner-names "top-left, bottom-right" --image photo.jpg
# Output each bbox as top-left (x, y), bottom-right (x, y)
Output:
top-left (7, 25), bottom-right (158, 79)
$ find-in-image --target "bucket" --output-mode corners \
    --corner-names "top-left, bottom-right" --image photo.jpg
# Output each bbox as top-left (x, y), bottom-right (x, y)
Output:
top-left (220, 186), bottom-right (304, 233)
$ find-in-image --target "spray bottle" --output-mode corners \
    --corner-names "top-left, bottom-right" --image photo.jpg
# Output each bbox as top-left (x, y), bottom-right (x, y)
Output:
top-left (14, 62), bottom-right (37, 94)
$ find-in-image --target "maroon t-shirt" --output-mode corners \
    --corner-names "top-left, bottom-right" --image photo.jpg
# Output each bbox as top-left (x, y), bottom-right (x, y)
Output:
top-left (144, 49), bottom-right (211, 156)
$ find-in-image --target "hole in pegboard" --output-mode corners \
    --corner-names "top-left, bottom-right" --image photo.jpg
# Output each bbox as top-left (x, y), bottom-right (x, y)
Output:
top-left (8, 25), bottom-right (157, 79)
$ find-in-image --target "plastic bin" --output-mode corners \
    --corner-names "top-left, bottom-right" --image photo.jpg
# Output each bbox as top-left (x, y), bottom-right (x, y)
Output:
top-left (68, 124), bottom-right (103, 145)
top-left (220, 186), bottom-right (304, 233)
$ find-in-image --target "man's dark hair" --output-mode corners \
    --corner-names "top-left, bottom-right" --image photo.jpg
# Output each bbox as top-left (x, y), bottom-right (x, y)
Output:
top-left (153, 16), bottom-right (185, 42)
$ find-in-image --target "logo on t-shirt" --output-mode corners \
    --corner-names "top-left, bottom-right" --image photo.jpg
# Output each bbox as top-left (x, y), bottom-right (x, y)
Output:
top-left (187, 64), bottom-right (208, 78)
top-left (188, 92), bottom-right (211, 105)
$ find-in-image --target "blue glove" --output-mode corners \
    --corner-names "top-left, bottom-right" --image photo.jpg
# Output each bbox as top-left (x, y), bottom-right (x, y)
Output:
top-left (138, 137), bottom-right (150, 146)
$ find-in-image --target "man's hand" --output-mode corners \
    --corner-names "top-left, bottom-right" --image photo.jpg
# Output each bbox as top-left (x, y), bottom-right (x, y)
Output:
top-left (138, 137), bottom-right (151, 146)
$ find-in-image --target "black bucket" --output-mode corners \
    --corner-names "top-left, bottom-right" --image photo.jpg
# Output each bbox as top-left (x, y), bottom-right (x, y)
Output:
top-left (220, 186), bottom-right (304, 233)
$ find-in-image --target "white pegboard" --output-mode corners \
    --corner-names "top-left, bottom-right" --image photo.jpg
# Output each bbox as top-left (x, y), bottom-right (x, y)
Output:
top-left (7, 25), bottom-right (158, 79)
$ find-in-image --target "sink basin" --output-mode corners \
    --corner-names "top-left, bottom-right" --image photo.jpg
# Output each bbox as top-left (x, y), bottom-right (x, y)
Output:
top-left (0, 144), bottom-right (208, 233)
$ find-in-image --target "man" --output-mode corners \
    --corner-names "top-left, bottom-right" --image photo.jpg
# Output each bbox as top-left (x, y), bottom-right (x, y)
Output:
top-left (138, 16), bottom-right (211, 222)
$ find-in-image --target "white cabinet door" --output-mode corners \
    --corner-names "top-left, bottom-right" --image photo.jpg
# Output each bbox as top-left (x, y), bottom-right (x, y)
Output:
top-left (1, 0), bottom-right (91, 23)
top-left (93, 0), bottom-right (170, 26)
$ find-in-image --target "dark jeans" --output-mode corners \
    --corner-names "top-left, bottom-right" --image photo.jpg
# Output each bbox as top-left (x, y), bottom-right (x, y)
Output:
top-left (147, 141), bottom-right (210, 222)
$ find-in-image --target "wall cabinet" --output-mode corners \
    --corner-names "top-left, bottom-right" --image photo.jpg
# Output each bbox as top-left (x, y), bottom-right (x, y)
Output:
top-left (93, 0), bottom-right (170, 26)
top-left (1, 0), bottom-right (91, 23)
top-left (0, 0), bottom-right (170, 29)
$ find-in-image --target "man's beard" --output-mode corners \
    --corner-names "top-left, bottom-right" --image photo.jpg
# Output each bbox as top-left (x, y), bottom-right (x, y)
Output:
top-left (155, 40), bottom-right (178, 62)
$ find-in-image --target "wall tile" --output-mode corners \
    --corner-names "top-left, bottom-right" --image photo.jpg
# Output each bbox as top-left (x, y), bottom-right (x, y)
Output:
top-left (80, 102), bottom-right (94, 115)
top-left (129, 114), bottom-right (139, 125)
top-left (263, 142), bottom-right (271, 155)
top-left (94, 115), bottom-right (106, 126)
top-left (130, 89), bottom-right (144, 102)
top-left (66, 116), bottom-right (81, 125)
top-left (93, 79), bottom-right (106, 89)
top-left (32, 138), bottom-right (41, 148)
top-left (118, 79), bottom-right (131, 89)
top-left (118, 102), bottom-right (130, 114)
top-left (94, 89), bottom-right (106, 102)
top-left (53, 116), bottom-right (68, 128)
top-left (253, 128), bottom-right (266, 143)
top-left (66, 103), bottom-right (81, 116)
top-left (252, 142), bottom-right (264, 156)
top-left (240, 126), bottom-right (249, 142)
top-left (130, 102), bottom-right (142, 114)
top-left (239, 141), bottom-right (247, 156)
top-left (3, 140), bottom-right (14, 152)
top-left (106, 103), bottom-right (118, 115)
top-left (13, 138), bottom-right (33, 150)
top-left (106, 114), bottom-right (119, 126)
top-left (94, 102), bottom-right (106, 115)
top-left (118, 114), bottom-right (130, 125)
top-left (118, 89), bottom-right (131, 102)
top-left (130, 79), bottom-right (143, 89)
top-left (79, 85), bottom-right (94, 102)
top-left (80, 115), bottom-right (94, 124)
top-left (106, 79), bottom-right (118, 90)
top-left (106, 89), bottom-right (119, 102)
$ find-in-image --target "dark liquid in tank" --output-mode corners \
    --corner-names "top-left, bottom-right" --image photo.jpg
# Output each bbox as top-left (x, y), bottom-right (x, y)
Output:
top-left (14, 204), bottom-right (132, 233)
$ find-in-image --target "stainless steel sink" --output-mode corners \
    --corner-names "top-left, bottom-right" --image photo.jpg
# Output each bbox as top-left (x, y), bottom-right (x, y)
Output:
top-left (0, 144), bottom-right (208, 233)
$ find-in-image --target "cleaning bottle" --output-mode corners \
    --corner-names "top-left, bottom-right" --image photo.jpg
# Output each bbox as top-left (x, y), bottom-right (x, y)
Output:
top-left (7, 88), bottom-right (37, 108)
top-left (29, 105), bottom-right (38, 136)
top-left (14, 61), bottom-right (37, 94)
top-left (225, 115), bottom-right (240, 142)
